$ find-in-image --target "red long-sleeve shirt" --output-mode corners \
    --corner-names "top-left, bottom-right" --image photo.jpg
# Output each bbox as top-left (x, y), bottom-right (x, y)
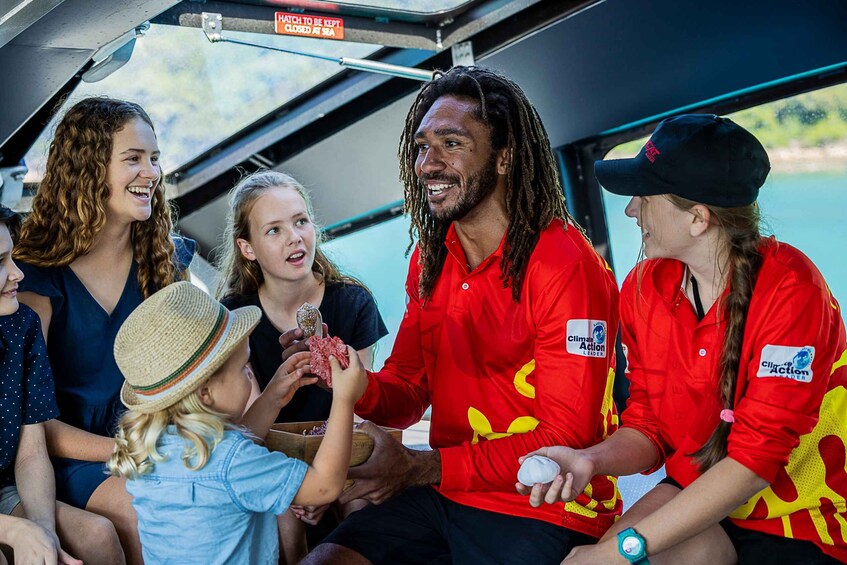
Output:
top-left (356, 219), bottom-right (621, 539)
top-left (620, 237), bottom-right (847, 561)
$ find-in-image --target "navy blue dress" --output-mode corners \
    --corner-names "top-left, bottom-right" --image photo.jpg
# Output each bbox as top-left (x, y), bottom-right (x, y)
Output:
top-left (17, 236), bottom-right (195, 508)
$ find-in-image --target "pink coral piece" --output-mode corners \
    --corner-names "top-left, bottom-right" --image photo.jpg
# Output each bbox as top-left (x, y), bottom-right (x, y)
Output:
top-left (309, 336), bottom-right (349, 387)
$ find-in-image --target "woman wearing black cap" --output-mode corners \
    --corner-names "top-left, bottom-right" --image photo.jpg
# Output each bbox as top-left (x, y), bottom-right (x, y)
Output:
top-left (517, 115), bottom-right (847, 564)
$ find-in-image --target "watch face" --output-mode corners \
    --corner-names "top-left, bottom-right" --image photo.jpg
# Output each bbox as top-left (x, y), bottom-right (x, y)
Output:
top-left (622, 536), bottom-right (644, 556)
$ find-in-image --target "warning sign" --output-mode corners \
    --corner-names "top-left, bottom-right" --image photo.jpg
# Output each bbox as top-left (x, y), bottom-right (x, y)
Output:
top-left (275, 12), bottom-right (345, 40)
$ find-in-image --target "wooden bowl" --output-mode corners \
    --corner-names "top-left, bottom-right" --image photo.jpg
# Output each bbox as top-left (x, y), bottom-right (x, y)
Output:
top-left (265, 420), bottom-right (403, 466)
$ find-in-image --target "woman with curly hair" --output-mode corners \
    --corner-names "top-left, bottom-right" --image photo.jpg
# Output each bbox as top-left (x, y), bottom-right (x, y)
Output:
top-left (15, 97), bottom-right (195, 564)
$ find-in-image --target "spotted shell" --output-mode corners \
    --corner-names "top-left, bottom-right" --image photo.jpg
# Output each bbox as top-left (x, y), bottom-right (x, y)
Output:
top-left (296, 302), bottom-right (322, 338)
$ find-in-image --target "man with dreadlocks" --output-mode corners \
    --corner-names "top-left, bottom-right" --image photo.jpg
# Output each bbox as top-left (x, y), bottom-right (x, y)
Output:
top-left (304, 66), bottom-right (621, 564)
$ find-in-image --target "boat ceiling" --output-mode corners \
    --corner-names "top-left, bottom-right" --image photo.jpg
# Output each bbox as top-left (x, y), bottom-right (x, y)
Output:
top-left (2, 0), bottom-right (846, 225)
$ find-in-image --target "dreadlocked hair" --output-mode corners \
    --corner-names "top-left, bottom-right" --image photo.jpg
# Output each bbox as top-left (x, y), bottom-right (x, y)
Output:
top-left (664, 195), bottom-right (764, 473)
top-left (216, 170), bottom-right (367, 300)
top-left (399, 66), bottom-right (582, 302)
top-left (14, 97), bottom-right (182, 298)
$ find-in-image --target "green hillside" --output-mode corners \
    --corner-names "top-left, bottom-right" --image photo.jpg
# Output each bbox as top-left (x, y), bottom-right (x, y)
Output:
top-left (609, 83), bottom-right (847, 159)
top-left (734, 86), bottom-right (847, 149)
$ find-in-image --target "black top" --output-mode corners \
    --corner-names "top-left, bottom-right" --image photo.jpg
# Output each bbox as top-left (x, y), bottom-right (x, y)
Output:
top-left (221, 281), bottom-right (388, 422)
top-left (0, 305), bottom-right (59, 489)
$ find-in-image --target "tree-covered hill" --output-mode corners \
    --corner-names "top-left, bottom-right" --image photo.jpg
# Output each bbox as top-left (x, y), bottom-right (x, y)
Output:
top-left (609, 83), bottom-right (847, 169)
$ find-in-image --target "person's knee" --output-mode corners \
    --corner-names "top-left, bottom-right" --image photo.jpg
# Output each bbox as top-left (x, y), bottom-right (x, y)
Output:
top-left (301, 543), bottom-right (371, 565)
top-left (85, 514), bottom-right (123, 554)
top-left (87, 492), bottom-right (137, 534)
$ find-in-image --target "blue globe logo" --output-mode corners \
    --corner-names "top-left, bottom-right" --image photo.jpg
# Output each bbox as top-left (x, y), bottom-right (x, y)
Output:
top-left (592, 322), bottom-right (606, 345)
top-left (792, 348), bottom-right (812, 371)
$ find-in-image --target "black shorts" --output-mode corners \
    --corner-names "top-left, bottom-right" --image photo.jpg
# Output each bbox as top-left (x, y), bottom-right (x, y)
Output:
top-left (658, 476), bottom-right (840, 564)
top-left (319, 486), bottom-right (597, 564)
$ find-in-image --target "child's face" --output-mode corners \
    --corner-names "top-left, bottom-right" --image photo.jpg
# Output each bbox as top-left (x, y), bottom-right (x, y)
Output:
top-left (204, 338), bottom-right (254, 420)
top-left (0, 224), bottom-right (23, 316)
top-left (237, 186), bottom-right (317, 285)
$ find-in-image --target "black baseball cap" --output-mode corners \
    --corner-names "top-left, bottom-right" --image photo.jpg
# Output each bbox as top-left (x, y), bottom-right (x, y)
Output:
top-left (595, 114), bottom-right (770, 207)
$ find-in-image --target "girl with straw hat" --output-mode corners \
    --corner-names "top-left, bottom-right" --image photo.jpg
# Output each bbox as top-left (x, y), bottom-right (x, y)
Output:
top-left (107, 281), bottom-right (367, 564)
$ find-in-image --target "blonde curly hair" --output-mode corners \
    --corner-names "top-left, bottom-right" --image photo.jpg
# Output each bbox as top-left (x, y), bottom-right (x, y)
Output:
top-left (14, 97), bottom-right (183, 297)
top-left (108, 388), bottom-right (239, 479)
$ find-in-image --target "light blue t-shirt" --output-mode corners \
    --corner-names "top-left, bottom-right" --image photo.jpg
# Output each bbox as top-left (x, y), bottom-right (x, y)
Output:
top-left (126, 428), bottom-right (307, 564)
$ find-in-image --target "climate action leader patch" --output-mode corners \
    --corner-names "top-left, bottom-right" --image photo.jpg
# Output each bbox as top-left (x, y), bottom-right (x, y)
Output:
top-left (566, 319), bottom-right (608, 358)
top-left (757, 344), bottom-right (815, 383)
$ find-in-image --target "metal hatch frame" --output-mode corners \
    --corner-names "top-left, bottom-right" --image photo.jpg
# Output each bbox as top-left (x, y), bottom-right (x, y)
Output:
top-left (155, 0), bottom-right (599, 216)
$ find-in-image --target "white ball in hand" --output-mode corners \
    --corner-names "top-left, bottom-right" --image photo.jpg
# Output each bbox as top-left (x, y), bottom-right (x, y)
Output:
top-left (517, 455), bottom-right (561, 487)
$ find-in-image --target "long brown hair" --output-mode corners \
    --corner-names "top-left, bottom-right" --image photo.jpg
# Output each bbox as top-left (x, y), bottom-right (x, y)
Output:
top-left (216, 170), bottom-right (364, 299)
top-left (14, 97), bottom-right (182, 297)
top-left (665, 195), bottom-right (764, 472)
top-left (399, 66), bottom-right (582, 302)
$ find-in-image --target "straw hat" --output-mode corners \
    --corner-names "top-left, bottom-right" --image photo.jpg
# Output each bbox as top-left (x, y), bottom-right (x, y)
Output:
top-left (115, 281), bottom-right (260, 414)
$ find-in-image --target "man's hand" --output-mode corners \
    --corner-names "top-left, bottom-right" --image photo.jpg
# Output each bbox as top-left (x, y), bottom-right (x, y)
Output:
top-left (290, 503), bottom-right (331, 525)
top-left (514, 446), bottom-right (595, 507)
top-left (339, 421), bottom-right (440, 505)
top-left (279, 323), bottom-right (329, 362)
top-left (5, 517), bottom-right (82, 565)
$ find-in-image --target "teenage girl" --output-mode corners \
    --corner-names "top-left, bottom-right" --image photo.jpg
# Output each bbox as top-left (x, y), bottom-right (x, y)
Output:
top-left (217, 170), bottom-right (388, 561)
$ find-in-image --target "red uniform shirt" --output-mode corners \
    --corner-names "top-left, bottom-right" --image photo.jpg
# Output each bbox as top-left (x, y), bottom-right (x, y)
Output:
top-left (620, 237), bottom-right (847, 561)
top-left (355, 218), bottom-right (621, 539)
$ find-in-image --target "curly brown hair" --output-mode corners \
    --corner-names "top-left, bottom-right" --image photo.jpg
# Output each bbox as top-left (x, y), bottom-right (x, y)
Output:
top-left (14, 97), bottom-right (182, 298)
top-left (216, 170), bottom-right (365, 300)
top-left (399, 66), bottom-right (581, 302)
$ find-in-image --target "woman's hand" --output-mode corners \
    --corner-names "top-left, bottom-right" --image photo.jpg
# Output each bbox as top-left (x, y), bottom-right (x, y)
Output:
top-left (264, 351), bottom-right (317, 408)
top-left (515, 446), bottom-right (596, 506)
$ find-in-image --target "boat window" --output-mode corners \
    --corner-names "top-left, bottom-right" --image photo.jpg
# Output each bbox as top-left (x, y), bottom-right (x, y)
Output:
top-left (322, 214), bottom-right (413, 365)
top-left (22, 23), bottom-right (380, 182)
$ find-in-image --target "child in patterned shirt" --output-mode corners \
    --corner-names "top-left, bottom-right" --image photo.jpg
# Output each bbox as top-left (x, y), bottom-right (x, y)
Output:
top-left (0, 204), bottom-right (122, 564)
